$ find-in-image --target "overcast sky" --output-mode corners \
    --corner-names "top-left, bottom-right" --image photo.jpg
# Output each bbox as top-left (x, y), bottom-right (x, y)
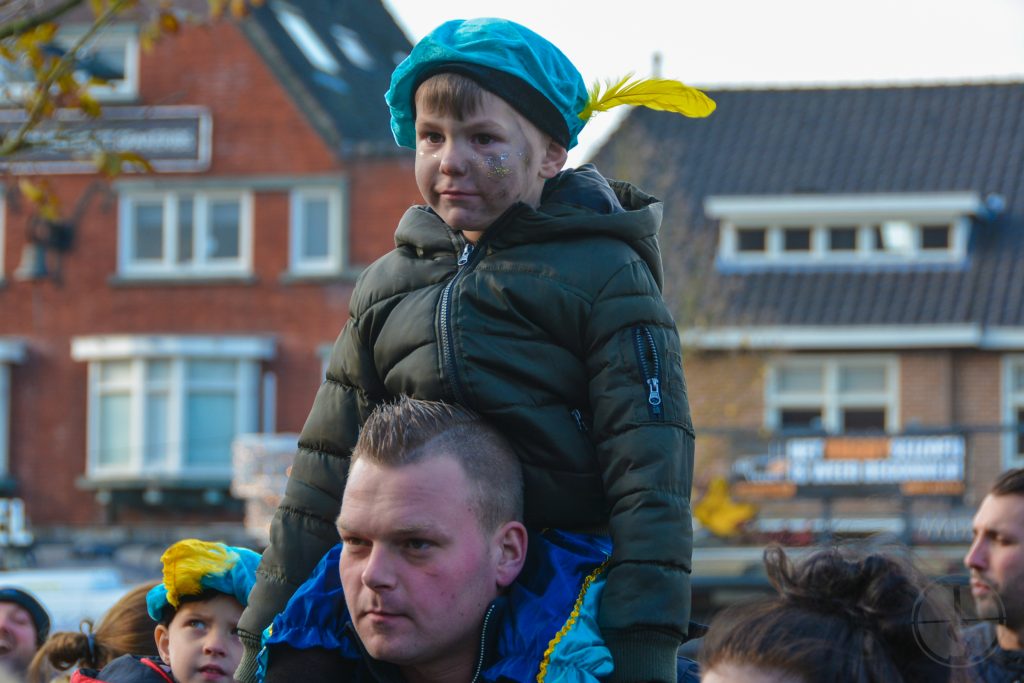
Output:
top-left (381, 0), bottom-right (1024, 164)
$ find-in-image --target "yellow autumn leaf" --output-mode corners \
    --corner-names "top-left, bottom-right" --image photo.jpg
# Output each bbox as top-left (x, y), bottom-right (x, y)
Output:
top-left (209, 0), bottom-right (228, 19)
top-left (18, 179), bottom-right (45, 204)
top-left (57, 72), bottom-right (78, 95)
top-left (118, 151), bottom-right (155, 173)
top-left (88, 0), bottom-right (106, 17)
top-left (39, 202), bottom-right (60, 223)
top-left (230, 0), bottom-right (249, 18)
top-left (0, 45), bottom-right (15, 62)
top-left (159, 11), bottom-right (180, 34)
top-left (140, 22), bottom-right (161, 51)
top-left (79, 92), bottom-right (101, 118)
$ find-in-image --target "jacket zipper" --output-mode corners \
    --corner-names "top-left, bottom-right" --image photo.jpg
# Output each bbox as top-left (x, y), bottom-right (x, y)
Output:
top-left (633, 326), bottom-right (663, 420)
top-left (571, 408), bottom-right (589, 433)
top-left (470, 602), bottom-right (496, 683)
top-left (439, 240), bottom-right (482, 405)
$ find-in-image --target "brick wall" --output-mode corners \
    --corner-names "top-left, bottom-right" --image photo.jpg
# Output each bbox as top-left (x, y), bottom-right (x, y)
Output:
top-left (0, 19), bottom-right (420, 527)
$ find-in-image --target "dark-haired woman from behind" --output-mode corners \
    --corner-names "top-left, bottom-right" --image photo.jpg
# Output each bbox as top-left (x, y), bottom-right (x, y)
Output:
top-left (700, 544), bottom-right (971, 683)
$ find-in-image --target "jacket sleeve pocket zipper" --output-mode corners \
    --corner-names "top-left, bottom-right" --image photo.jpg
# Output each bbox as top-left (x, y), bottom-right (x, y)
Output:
top-left (633, 326), bottom-right (663, 420)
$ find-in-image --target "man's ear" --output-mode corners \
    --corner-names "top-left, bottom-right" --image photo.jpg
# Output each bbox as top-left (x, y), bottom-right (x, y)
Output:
top-left (493, 521), bottom-right (528, 589)
top-left (539, 139), bottom-right (568, 179)
top-left (154, 623), bottom-right (171, 665)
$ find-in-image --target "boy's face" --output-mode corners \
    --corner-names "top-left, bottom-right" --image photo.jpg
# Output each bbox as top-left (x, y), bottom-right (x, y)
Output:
top-left (414, 86), bottom-right (566, 235)
top-left (154, 594), bottom-right (243, 683)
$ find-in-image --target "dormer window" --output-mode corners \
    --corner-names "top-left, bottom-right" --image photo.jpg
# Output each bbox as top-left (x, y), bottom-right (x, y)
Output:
top-left (0, 25), bottom-right (138, 102)
top-left (272, 1), bottom-right (341, 75)
top-left (707, 193), bottom-right (983, 268)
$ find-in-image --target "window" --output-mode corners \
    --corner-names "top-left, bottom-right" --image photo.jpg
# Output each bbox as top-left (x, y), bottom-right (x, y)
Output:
top-left (921, 224), bottom-right (951, 250)
top-left (273, 2), bottom-right (340, 74)
top-left (0, 27), bottom-right (138, 101)
top-left (782, 226), bottom-right (812, 252)
top-left (1002, 356), bottom-right (1024, 468)
top-left (72, 336), bottom-right (274, 481)
top-left (289, 187), bottom-right (345, 276)
top-left (737, 227), bottom-right (766, 253)
top-left (766, 356), bottom-right (898, 434)
top-left (119, 190), bottom-right (253, 278)
top-left (0, 341), bottom-right (25, 479)
top-left (707, 193), bottom-right (978, 267)
top-left (828, 226), bottom-right (857, 251)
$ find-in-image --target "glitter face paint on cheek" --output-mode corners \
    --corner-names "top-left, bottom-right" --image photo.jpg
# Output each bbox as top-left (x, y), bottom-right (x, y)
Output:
top-left (484, 152), bottom-right (512, 179)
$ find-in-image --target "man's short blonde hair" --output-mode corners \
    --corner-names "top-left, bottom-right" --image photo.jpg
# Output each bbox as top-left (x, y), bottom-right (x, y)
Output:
top-left (351, 396), bottom-right (524, 532)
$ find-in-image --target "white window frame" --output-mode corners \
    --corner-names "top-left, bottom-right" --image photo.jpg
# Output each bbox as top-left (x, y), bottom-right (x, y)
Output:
top-left (118, 189), bottom-right (254, 279)
top-left (72, 335), bottom-right (274, 482)
top-left (0, 25), bottom-right (139, 102)
top-left (708, 193), bottom-right (979, 267)
top-left (0, 341), bottom-right (26, 479)
top-left (289, 187), bottom-right (345, 276)
top-left (1001, 354), bottom-right (1024, 469)
top-left (765, 354), bottom-right (900, 434)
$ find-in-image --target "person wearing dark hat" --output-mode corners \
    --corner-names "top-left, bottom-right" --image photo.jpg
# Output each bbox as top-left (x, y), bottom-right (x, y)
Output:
top-left (0, 586), bottom-right (50, 677)
top-left (237, 17), bottom-right (715, 683)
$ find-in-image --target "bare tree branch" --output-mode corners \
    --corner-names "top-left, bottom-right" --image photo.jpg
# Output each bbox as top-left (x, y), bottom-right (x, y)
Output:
top-left (0, 0), bottom-right (86, 41)
top-left (0, 0), bottom-right (129, 157)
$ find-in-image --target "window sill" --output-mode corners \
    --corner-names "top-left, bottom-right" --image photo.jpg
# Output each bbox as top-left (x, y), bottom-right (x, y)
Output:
top-left (108, 274), bottom-right (258, 287)
top-left (77, 475), bottom-right (231, 490)
top-left (279, 267), bottom-right (362, 285)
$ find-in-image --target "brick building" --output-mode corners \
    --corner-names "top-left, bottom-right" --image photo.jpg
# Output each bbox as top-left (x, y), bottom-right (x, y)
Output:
top-left (594, 82), bottom-right (1024, 542)
top-left (0, 0), bottom-right (420, 536)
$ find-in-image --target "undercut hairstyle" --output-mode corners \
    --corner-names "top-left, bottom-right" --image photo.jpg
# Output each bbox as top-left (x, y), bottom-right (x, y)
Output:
top-left (700, 545), bottom-right (967, 683)
top-left (27, 582), bottom-right (160, 683)
top-left (351, 396), bottom-right (524, 532)
top-left (991, 467), bottom-right (1024, 497)
top-left (415, 72), bottom-right (486, 122)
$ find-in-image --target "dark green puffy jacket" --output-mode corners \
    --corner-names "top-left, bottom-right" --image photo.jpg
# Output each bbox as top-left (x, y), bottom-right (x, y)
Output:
top-left (239, 166), bottom-right (695, 683)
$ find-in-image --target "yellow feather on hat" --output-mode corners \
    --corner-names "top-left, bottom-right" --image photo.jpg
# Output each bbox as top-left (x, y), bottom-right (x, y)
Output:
top-left (160, 539), bottom-right (237, 608)
top-left (579, 73), bottom-right (716, 122)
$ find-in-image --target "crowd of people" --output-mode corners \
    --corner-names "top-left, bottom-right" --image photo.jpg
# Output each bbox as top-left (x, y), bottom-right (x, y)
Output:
top-left (3, 12), bottom-right (1021, 683)
top-left (0, 411), bottom-right (1018, 682)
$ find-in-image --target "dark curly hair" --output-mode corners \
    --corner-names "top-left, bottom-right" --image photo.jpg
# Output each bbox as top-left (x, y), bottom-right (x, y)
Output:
top-left (700, 544), bottom-right (969, 683)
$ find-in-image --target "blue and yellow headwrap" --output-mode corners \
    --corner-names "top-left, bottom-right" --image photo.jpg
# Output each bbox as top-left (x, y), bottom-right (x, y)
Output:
top-left (386, 17), bottom-right (716, 152)
top-left (146, 539), bottom-right (260, 622)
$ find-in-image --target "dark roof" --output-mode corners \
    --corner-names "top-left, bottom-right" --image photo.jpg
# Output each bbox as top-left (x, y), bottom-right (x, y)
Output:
top-left (591, 82), bottom-right (1024, 329)
top-left (241, 0), bottom-right (412, 156)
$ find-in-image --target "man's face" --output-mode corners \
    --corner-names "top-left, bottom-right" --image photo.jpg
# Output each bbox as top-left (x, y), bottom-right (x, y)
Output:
top-left (965, 493), bottom-right (1024, 628)
top-left (413, 87), bottom-right (563, 234)
top-left (154, 594), bottom-right (244, 683)
top-left (338, 455), bottom-right (520, 679)
top-left (0, 602), bottom-right (37, 675)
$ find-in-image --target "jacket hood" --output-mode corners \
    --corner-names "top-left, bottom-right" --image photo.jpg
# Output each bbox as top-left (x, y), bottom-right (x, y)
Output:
top-left (394, 164), bottom-right (667, 290)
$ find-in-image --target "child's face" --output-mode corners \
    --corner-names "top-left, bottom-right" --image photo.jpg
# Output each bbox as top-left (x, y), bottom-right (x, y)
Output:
top-left (154, 594), bottom-right (243, 683)
top-left (414, 87), bottom-right (566, 235)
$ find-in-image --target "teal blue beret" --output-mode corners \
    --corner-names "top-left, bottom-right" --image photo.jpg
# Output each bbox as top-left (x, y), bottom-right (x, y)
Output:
top-left (386, 18), bottom-right (589, 150)
top-left (146, 539), bottom-right (261, 622)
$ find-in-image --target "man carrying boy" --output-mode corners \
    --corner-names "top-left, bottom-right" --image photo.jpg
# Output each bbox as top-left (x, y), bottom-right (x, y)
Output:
top-left (260, 397), bottom-right (701, 682)
top-left (239, 18), bottom-right (713, 683)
